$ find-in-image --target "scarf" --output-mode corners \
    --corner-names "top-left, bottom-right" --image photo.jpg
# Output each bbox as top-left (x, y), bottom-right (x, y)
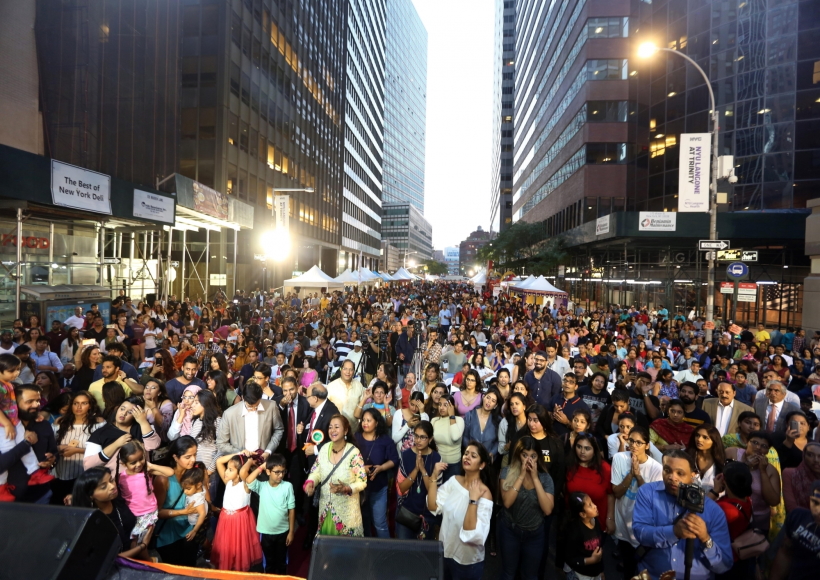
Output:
top-left (180, 385), bottom-right (202, 435)
top-left (650, 417), bottom-right (695, 446)
top-left (791, 443), bottom-right (820, 509)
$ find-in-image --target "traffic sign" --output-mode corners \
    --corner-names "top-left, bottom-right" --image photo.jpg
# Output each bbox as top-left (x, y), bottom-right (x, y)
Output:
top-left (102, 257), bottom-right (120, 264)
top-left (699, 240), bottom-right (730, 250)
top-left (741, 250), bottom-right (758, 262)
top-left (718, 249), bottom-right (758, 262)
top-left (726, 262), bottom-right (748, 280)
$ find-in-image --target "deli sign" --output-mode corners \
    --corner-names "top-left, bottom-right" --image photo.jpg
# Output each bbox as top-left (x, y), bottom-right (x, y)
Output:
top-left (2, 234), bottom-right (50, 249)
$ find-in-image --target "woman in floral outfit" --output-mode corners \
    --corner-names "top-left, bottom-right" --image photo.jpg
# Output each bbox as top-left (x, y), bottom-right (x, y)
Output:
top-left (305, 414), bottom-right (368, 536)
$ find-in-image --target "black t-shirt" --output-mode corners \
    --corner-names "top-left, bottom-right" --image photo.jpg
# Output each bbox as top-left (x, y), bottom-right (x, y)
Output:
top-left (683, 406), bottom-right (712, 428)
top-left (532, 434), bottom-right (566, 498)
top-left (106, 498), bottom-right (137, 551)
top-left (578, 385), bottom-right (612, 428)
top-left (565, 517), bottom-right (604, 577)
top-left (784, 508), bottom-right (820, 580)
top-left (628, 392), bottom-right (660, 420)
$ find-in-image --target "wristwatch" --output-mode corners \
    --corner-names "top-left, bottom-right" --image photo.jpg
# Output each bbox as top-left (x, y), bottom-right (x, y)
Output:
top-left (703, 536), bottom-right (714, 550)
top-left (469, 499), bottom-right (478, 505)
top-left (450, 415), bottom-right (456, 420)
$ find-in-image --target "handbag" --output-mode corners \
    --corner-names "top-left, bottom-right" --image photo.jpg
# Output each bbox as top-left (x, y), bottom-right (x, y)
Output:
top-left (395, 505), bottom-right (423, 532)
top-left (313, 445), bottom-right (355, 508)
top-left (727, 499), bottom-right (769, 560)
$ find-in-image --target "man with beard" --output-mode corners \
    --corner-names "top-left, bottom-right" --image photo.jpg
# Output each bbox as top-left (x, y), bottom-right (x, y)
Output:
top-left (550, 373), bottom-right (591, 437)
top-left (525, 351), bottom-right (563, 407)
top-left (165, 356), bottom-right (206, 404)
top-left (633, 450), bottom-right (732, 580)
top-left (88, 355), bottom-right (138, 411)
top-left (4, 384), bottom-right (57, 502)
top-left (678, 382), bottom-right (712, 428)
top-left (0, 329), bottom-right (16, 355)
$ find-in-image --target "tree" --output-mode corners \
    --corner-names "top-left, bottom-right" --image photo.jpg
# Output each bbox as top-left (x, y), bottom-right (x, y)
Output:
top-left (418, 259), bottom-right (448, 276)
top-left (477, 221), bottom-right (566, 275)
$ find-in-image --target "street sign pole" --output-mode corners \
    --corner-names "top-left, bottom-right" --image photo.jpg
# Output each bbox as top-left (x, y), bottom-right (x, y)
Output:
top-left (731, 281), bottom-right (738, 323)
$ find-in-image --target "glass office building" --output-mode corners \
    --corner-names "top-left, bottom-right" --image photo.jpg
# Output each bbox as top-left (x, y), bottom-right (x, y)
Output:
top-left (180, 0), bottom-right (347, 280)
top-left (383, 0), bottom-right (427, 213)
top-left (630, 0), bottom-right (819, 213)
top-left (341, 0), bottom-right (385, 270)
top-left (491, 0), bottom-right (516, 233)
top-left (512, 0), bottom-right (632, 233)
top-left (381, 201), bottom-right (433, 262)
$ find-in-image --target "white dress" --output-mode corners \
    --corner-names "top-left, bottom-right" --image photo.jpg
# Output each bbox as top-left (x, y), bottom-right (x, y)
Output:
top-left (222, 479), bottom-right (251, 512)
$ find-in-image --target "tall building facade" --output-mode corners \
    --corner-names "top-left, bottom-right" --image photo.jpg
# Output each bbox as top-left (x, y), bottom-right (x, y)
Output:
top-left (631, 0), bottom-right (819, 213)
top-left (490, 0), bottom-right (516, 233)
top-left (381, 201), bottom-right (433, 261)
top-left (512, 0), bottom-right (631, 233)
top-left (383, 0), bottom-right (427, 212)
top-left (340, 0), bottom-right (385, 270)
top-left (459, 226), bottom-right (492, 274)
top-left (179, 0), bottom-right (347, 282)
top-left (444, 246), bottom-right (460, 275)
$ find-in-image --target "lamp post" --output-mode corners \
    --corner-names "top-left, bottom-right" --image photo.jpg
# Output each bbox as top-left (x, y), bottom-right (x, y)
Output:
top-left (266, 187), bottom-right (313, 288)
top-left (403, 249), bottom-right (420, 269)
top-left (638, 42), bottom-right (719, 342)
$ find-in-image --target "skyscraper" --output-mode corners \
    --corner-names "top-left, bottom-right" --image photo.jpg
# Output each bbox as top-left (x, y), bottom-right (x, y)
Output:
top-left (512, 1), bottom-right (631, 233)
top-left (490, 0), bottom-right (515, 233)
top-left (383, 0), bottom-right (427, 212)
top-left (341, 0), bottom-right (386, 270)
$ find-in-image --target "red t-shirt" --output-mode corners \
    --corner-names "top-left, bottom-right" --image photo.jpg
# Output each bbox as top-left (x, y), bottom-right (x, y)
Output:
top-left (716, 496), bottom-right (753, 561)
top-left (565, 463), bottom-right (613, 532)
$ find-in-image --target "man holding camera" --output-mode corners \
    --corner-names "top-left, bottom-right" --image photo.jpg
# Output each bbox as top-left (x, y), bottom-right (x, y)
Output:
top-left (633, 450), bottom-right (733, 580)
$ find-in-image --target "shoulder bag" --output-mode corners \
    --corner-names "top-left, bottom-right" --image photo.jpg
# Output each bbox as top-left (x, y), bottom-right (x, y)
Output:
top-left (313, 445), bottom-right (355, 508)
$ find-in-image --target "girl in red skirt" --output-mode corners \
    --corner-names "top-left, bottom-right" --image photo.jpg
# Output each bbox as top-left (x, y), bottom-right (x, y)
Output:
top-left (211, 453), bottom-right (263, 571)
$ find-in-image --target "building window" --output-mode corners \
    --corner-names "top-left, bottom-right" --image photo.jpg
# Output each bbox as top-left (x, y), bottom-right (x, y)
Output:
top-left (586, 143), bottom-right (631, 164)
top-left (586, 59), bottom-right (628, 81)
top-left (587, 17), bottom-right (628, 39)
top-left (587, 101), bottom-right (631, 122)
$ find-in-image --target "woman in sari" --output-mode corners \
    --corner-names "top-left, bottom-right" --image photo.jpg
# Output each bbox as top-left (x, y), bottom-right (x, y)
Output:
top-left (304, 415), bottom-right (368, 536)
top-left (649, 399), bottom-right (694, 452)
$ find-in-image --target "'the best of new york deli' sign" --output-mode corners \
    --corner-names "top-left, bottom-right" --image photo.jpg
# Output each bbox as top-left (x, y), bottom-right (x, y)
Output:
top-left (50, 159), bottom-right (112, 215)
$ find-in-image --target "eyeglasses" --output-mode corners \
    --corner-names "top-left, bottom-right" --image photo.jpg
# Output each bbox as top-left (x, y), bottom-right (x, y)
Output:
top-left (181, 395), bottom-right (196, 401)
top-left (270, 470), bottom-right (286, 475)
top-left (627, 439), bottom-right (646, 446)
top-left (414, 434), bottom-right (429, 440)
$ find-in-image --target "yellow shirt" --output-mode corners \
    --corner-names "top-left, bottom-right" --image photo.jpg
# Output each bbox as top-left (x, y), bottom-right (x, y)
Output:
top-left (755, 330), bottom-right (770, 345)
top-left (320, 297), bottom-right (329, 310)
top-left (89, 379), bottom-right (133, 411)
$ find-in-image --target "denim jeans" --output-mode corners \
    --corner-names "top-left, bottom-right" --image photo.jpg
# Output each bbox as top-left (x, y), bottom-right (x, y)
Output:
top-left (497, 516), bottom-right (545, 580)
top-left (362, 486), bottom-right (390, 538)
top-left (443, 557), bottom-right (484, 580)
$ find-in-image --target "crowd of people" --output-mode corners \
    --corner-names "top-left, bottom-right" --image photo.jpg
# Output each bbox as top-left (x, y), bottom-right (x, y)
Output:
top-left (0, 284), bottom-right (819, 580)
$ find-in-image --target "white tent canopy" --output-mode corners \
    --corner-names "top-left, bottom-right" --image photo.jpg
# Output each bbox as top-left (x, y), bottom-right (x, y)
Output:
top-left (513, 275), bottom-right (537, 289)
top-left (376, 271), bottom-right (395, 281)
top-left (334, 268), bottom-right (362, 284)
top-left (284, 265), bottom-right (343, 289)
top-left (391, 267), bottom-right (416, 281)
top-left (469, 270), bottom-right (487, 285)
top-left (515, 275), bottom-right (566, 296)
top-left (357, 267), bottom-right (381, 282)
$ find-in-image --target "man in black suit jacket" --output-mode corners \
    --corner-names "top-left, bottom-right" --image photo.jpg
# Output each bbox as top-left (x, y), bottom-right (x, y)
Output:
top-left (277, 376), bottom-right (312, 512)
top-left (58, 363), bottom-right (77, 392)
top-left (301, 382), bottom-right (339, 548)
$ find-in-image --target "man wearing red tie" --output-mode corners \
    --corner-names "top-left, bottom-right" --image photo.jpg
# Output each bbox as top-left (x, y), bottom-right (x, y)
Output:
top-left (277, 376), bottom-right (311, 512)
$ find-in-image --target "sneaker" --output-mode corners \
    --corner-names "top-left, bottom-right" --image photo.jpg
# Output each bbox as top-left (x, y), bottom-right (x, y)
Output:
top-left (0, 483), bottom-right (15, 502)
top-left (28, 469), bottom-right (55, 486)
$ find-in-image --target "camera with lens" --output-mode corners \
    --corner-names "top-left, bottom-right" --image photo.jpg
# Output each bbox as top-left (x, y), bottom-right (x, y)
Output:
top-left (676, 482), bottom-right (705, 514)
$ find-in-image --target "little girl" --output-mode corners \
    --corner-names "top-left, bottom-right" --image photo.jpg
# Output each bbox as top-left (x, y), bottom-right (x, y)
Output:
top-left (211, 453), bottom-right (263, 571)
top-left (0, 354), bottom-right (47, 501)
top-left (180, 464), bottom-right (208, 541)
top-left (564, 492), bottom-right (604, 580)
top-left (115, 440), bottom-right (174, 542)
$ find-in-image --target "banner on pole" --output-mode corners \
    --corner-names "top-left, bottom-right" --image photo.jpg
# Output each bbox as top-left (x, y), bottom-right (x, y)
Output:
top-left (678, 133), bottom-right (711, 212)
top-left (274, 195), bottom-right (290, 233)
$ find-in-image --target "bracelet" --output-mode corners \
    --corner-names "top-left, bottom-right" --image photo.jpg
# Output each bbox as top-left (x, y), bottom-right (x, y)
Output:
top-left (138, 542), bottom-right (146, 549)
top-left (512, 486), bottom-right (519, 492)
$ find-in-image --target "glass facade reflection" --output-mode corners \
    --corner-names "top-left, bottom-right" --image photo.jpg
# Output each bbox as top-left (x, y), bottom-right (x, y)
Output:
top-left (383, 0), bottom-right (427, 212)
top-left (341, 0), bottom-right (385, 268)
top-left (490, 0), bottom-right (515, 232)
top-left (630, 0), bottom-right (820, 212)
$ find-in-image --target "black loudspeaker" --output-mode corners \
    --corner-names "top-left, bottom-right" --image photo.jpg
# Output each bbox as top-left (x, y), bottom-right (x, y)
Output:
top-left (308, 536), bottom-right (444, 580)
top-left (146, 293), bottom-right (157, 306)
top-left (0, 503), bottom-right (121, 580)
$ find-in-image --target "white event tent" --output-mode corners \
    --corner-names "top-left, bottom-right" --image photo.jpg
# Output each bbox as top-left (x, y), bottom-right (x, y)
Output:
top-left (391, 267), bottom-right (416, 281)
top-left (283, 265), bottom-right (343, 293)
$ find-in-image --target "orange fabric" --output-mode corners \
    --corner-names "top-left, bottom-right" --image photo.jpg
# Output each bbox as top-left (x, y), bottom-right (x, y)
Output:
top-left (124, 558), bottom-right (303, 580)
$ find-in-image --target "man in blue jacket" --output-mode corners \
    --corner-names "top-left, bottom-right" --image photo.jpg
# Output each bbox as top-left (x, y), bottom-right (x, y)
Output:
top-left (395, 325), bottom-right (417, 379)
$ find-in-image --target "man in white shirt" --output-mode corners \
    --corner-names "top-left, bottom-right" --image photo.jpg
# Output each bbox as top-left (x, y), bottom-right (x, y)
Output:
top-left (753, 380), bottom-right (800, 433)
top-left (326, 359), bottom-right (365, 429)
top-left (63, 307), bottom-right (86, 331)
top-left (702, 381), bottom-right (752, 436)
top-left (675, 360), bottom-right (703, 385)
top-left (544, 342), bottom-right (570, 378)
top-left (216, 381), bottom-right (284, 460)
top-left (345, 341), bottom-right (364, 377)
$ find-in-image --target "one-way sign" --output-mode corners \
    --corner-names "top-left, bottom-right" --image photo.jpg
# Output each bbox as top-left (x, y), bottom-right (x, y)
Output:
top-left (699, 240), bottom-right (730, 250)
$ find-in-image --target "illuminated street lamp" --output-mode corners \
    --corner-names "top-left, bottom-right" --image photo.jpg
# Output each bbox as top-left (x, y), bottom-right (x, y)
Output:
top-left (638, 41), bottom-right (719, 342)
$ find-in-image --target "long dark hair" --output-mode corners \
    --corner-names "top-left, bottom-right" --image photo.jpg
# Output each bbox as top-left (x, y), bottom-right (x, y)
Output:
top-left (167, 435), bottom-right (198, 468)
top-left (210, 352), bottom-right (231, 374)
top-left (686, 424), bottom-right (726, 477)
top-left (193, 389), bottom-right (221, 442)
top-left (56, 390), bottom-right (103, 443)
top-left (526, 403), bottom-right (557, 437)
top-left (568, 432), bottom-right (605, 482)
top-left (481, 387), bottom-right (503, 428)
top-left (71, 466), bottom-right (111, 508)
top-left (360, 407), bottom-right (388, 438)
top-left (207, 370), bottom-right (231, 411)
top-left (504, 392), bottom-right (530, 428)
top-left (463, 440), bottom-right (495, 500)
top-left (155, 349), bottom-right (177, 382)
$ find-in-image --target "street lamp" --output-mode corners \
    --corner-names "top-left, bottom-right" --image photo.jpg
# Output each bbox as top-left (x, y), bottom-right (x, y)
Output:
top-left (638, 42), bottom-right (719, 342)
top-left (403, 250), bottom-right (420, 269)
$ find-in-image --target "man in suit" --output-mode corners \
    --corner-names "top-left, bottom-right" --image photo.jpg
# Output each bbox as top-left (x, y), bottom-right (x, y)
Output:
top-left (58, 363), bottom-right (76, 391)
top-left (300, 382), bottom-right (339, 549)
top-left (702, 381), bottom-right (753, 437)
top-left (216, 380), bottom-right (284, 460)
top-left (753, 380), bottom-right (800, 433)
top-left (277, 375), bottom-right (311, 512)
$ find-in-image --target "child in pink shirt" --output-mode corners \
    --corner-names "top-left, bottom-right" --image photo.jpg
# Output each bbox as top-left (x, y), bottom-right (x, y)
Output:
top-left (115, 440), bottom-right (175, 542)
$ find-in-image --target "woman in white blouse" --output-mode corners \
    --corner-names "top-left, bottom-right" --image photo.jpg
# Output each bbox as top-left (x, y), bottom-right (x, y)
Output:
top-left (426, 441), bottom-right (494, 580)
top-left (52, 390), bottom-right (105, 504)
